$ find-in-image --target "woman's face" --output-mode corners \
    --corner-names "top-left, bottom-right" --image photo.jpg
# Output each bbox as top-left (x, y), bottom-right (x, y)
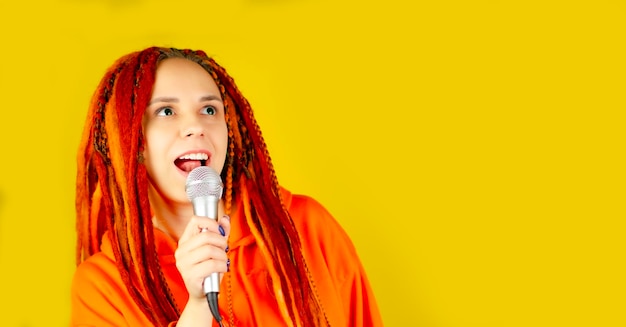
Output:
top-left (142, 57), bottom-right (228, 205)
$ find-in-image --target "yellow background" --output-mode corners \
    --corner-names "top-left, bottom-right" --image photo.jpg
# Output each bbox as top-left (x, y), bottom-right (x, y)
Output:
top-left (0, 0), bottom-right (624, 326)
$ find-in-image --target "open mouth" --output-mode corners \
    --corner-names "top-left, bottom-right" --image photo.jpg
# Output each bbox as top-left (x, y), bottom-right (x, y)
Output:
top-left (175, 153), bottom-right (209, 172)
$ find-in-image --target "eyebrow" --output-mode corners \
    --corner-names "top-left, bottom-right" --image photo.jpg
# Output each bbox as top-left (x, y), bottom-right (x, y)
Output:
top-left (149, 95), bottom-right (223, 105)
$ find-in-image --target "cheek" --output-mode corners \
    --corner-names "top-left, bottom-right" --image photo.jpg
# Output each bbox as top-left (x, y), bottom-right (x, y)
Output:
top-left (142, 131), bottom-right (153, 161)
top-left (141, 145), bottom-right (155, 178)
top-left (221, 124), bottom-right (229, 146)
top-left (220, 124), bottom-right (230, 153)
top-left (142, 130), bottom-right (164, 173)
top-left (214, 124), bottom-right (230, 172)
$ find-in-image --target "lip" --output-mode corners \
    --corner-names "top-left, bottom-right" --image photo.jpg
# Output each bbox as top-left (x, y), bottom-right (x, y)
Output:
top-left (174, 149), bottom-right (212, 175)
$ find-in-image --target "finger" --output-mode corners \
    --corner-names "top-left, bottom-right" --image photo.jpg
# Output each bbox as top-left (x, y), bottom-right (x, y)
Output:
top-left (176, 229), bottom-right (228, 256)
top-left (186, 259), bottom-right (230, 284)
top-left (218, 214), bottom-right (231, 238)
top-left (178, 216), bottom-right (220, 244)
top-left (176, 244), bottom-right (229, 268)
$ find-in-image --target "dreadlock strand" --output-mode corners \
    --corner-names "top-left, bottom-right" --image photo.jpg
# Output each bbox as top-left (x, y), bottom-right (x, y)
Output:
top-left (224, 94), bottom-right (239, 214)
top-left (225, 164), bottom-right (234, 215)
top-left (123, 51), bottom-right (158, 313)
top-left (76, 63), bottom-right (122, 262)
top-left (117, 50), bottom-right (152, 287)
top-left (207, 57), bottom-right (325, 326)
top-left (94, 127), bottom-right (154, 327)
top-left (240, 183), bottom-right (297, 327)
top-left (85, 49), bottom-right (166, 326)
top-left (103, 88), bottom-right (156, 325)
top-left (113, 48), bottom-right (178, 325)
top-left (133, 49), bottom-right (181, 322)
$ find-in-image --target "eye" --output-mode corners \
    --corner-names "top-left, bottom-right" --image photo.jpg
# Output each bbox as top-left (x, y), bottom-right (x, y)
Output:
top-left (202, 105), bottom-right (217, 115)
top-left (156, 107), bottom-right (174, 116)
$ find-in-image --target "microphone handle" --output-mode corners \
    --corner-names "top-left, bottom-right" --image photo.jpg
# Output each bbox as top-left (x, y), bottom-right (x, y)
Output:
top-left (191, 195), bottom-right (224, 324)
top-left (203, 272), bottom-right (220, 293)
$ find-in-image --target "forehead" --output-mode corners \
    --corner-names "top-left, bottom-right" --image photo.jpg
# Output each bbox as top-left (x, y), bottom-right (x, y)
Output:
top-left (152, 58), bottom-right (218, 92)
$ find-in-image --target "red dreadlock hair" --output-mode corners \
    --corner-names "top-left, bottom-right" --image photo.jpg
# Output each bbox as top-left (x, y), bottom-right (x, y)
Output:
top-left (75, 47), bottom-right (325, 326)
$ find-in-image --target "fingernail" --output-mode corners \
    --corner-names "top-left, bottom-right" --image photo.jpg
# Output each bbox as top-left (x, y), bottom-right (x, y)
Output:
top-left (222, 214), bottom-right (230, 221)
top-left (219, 225), bottom-right (225, 236)
top-left (225, 246), bottom-right (229, 253)
top-left (227, 258), bottom-right (230, 272)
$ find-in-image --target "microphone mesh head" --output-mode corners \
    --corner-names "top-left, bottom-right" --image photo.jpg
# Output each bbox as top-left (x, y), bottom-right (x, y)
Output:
top-left (185, 166), bottom-right (223, 200)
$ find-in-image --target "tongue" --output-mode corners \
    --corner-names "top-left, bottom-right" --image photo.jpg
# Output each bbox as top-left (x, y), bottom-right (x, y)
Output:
top-left (176, 159), bottom-right (202, 172)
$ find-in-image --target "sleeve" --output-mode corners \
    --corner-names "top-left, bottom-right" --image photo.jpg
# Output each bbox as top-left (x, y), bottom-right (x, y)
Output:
top-left (289, 193), bottom-right (385, 326)
top-left (70, 254), bottom-right (179, 327)
top-left (340, 254), bottom-right (385, 327)
top-left (70, 257), bottom-right (129, 327)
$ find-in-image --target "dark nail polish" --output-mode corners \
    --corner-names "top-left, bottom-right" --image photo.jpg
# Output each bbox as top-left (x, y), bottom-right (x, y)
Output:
top-left (219, 225), bottom-right (225, 236)
top-left (225, 246), bottom-right (229, 253)
top-left (227, 258), bottom-right (230, 272)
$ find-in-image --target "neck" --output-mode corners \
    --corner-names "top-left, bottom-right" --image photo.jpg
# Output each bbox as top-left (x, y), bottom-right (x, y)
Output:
top-left (150, 200), bottom-right (190, 242)
top-left (148, 187), bottom-right (224, 242)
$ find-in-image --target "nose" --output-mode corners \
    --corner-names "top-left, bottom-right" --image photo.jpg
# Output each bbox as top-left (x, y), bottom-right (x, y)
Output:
top-left (181, 120), bottom-right (205, 138)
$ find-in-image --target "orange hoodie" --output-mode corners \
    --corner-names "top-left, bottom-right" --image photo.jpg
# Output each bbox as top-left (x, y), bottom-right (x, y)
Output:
top-left (71, 189), bottom-right (384, 326)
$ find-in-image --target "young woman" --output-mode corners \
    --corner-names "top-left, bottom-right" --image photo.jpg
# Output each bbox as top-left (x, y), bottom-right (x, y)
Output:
top-left (71, 47), bottom-right (383, 326)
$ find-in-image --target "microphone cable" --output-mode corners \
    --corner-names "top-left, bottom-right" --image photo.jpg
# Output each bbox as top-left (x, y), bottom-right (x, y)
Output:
top-left (207, 291), bottom-right (223, 327)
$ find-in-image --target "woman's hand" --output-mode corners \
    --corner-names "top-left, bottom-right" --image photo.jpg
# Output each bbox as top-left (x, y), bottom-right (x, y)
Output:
top-left (175, 214), bottom-right (230, 301)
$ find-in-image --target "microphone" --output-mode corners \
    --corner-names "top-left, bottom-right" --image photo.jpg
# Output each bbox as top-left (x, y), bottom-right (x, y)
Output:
top-left (185, 166), bottom-right (224, 324)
